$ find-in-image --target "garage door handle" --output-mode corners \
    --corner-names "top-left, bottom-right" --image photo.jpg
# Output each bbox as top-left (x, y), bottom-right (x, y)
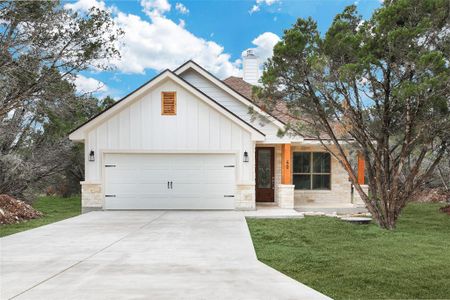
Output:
top-left (167, 181), bottom-right (170, 189)
top-left (170, 181), bottom-right (173, 189)
top-left (224, 195), bottom-right (234, 198)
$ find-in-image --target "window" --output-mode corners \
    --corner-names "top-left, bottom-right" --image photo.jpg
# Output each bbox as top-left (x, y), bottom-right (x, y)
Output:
top-left (161, 91), bottom-right (176, 115)
top-left (293, 152), bottom-right (331, 190)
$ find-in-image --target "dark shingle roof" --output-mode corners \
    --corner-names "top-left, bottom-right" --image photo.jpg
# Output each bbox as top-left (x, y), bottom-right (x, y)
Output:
top-left (222, 76), bottom-right (351, 140)
top-left (223, 76), bottom-right (254, 100)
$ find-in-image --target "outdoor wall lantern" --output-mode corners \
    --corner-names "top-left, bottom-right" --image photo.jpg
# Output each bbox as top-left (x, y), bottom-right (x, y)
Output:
top-left (89, 150), bottom-right (95, 162)
top-left (243, 151), bottom-right (249, 163)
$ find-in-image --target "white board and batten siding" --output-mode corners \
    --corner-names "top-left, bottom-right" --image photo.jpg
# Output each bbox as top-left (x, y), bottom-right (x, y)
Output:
top-left (180, 69), bottom-right (291, 143)
top-left (84, 78), bottom-right (255, 185)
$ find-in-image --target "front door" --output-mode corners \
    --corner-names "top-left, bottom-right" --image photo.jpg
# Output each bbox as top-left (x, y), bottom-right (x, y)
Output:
top-left (255, 147), bottom-right (274, 202)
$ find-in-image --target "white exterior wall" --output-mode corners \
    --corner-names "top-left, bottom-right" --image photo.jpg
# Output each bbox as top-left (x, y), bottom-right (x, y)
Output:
top-left (180, 70), bottom-right (291, 144)
top-left (84, 79), bottom-right (255, 188)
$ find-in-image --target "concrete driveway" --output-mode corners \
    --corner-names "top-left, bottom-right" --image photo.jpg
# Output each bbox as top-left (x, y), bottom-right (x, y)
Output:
top-left (1, 211), bottom-right (329, 300)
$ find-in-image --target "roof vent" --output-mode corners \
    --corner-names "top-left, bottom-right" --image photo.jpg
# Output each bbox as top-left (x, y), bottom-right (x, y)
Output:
top-left (243, 50), bottom-right (259, 85)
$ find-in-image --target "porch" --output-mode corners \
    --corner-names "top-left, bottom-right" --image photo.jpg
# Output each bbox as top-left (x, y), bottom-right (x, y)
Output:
top-left (253, 143), bottom-right (368, 211)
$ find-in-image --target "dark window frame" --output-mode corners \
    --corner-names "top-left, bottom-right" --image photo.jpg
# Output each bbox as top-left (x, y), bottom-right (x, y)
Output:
top-left (293, 152), bottom-right (331, 190)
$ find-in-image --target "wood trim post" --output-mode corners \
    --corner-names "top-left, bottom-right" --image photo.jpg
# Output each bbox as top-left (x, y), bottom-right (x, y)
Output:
top-left (357, 152), bottom-right (365, 185)
top-left (281, 144), bottom-right (292, 184)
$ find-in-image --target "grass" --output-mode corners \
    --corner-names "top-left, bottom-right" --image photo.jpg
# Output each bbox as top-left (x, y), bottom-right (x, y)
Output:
top-left (247, 203), bottom-right (450, 300)
top-left (0, 196), bottom-right (81, 237)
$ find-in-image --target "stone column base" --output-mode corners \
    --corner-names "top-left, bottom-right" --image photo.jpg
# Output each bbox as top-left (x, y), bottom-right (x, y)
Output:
top-left (276, 184), bottom-right (295, 208)
top-left (81, 181), bottom-right (103, 213)
top-left (235, 184), bottom-right (256, 210)
top-left (353, 184), bottom-right (369, 205)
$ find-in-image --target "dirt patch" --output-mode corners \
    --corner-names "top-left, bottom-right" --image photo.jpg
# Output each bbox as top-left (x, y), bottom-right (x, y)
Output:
top-left (439, 205), bottom-right (450, 216)
top-left (0, 194), bottom-right (43, 225)
top-left (411, 188), bottom-right (450, 203)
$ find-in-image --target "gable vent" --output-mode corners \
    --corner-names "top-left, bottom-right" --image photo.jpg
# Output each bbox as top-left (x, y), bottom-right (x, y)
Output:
top-left (161, 91), bottom-right (177, 115)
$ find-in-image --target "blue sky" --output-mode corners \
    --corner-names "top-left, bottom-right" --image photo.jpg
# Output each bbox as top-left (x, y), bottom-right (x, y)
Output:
top-left (65, 0), bottom-right (382, 99)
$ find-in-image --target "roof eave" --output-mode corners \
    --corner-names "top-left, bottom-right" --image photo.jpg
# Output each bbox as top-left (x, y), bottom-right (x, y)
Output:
top-left (174, 60), bottom-right (288, 129)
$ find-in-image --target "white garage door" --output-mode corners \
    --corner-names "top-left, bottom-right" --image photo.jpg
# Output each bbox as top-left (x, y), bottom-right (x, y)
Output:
top-left (104, 153), bottom-right (236, 209)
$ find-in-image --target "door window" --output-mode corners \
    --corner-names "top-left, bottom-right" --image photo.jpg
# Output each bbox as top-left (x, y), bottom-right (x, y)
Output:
top-left (257, 149), bottom-right (272, 188)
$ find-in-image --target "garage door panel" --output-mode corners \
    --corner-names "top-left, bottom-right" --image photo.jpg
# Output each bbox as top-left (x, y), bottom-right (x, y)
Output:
top-left (106, 169), bottom-right (171, 184)
top-left (140, 170), bottom-right (172, 182)
top-left (107, 183), bottom-right (168, 194)
top-left (104, 195), bottom-right (170, 210)
top-left (173, 182), bottom-right (234, 193)
top-left (167, 196), bottom-right (234, 209)
top-left (106, 169), bottom-right (139, 184)
top-left (203, 170), bottom-right (234, 183)
top-left (170, 169), bottom-right (203, 182)
top-left (104, 153), bottom-right (237, 210)
top-left (107, 196), bottom-right (233, 210)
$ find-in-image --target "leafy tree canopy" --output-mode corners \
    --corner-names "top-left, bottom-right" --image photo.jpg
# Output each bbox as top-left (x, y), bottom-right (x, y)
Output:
top-left (0, 0), bottom-right (122, 200)
top-left (258, 0), bottom-right (450, 229)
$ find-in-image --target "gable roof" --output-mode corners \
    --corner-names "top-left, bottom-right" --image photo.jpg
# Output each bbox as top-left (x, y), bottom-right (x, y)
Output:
top-left (69, 69), bottom-right (265, 141)
top-left (174, 60), bottom-right (287, 129)
top-left (223, 76), bottom-right (254, 100)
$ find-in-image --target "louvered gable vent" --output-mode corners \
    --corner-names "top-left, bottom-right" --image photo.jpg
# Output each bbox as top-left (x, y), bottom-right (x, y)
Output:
top-left (161, 92), bottom-right (176, 115)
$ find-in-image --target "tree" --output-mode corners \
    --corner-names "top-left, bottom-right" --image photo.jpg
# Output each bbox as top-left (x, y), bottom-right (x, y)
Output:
top-left (257, 0), bottom-right (450, 229)
top-left (0, 0), bottom-right (122, 116)
top-left (0, 1), bottom-right (122, 200)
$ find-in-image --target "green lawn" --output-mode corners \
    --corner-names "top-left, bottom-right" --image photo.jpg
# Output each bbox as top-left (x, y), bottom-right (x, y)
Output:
top-left (0, 196), bottom-right (81, 237)
top-left (247, 203), bottom-right (450, 300)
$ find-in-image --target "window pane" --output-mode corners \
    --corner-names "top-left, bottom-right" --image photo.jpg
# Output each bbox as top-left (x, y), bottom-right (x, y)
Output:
top-left (313, 152), bottom-right (331, 173)
top-left (312, 175), bottom-right (331, 189)
top-left (293, 152), bottom-right (311, 173)
top-left (294, 175), bottom-right (311, 190)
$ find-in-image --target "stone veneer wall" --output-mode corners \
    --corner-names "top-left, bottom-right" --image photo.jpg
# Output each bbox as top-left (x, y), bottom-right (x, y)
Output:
top-left (81, 182), bottom-right (103, 213)
top-left (235, 184), bottom-right (256, 210)
top-left (353, 184), bottom-right (369, 205)
top-left (292, 145), bottom-right (352, 207)
top-left (276, 184), bottom-right (295, 208)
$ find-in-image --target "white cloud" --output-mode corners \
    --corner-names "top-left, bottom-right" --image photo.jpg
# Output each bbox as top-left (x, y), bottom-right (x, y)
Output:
top-left (243, 32), bottom-right (280, 64)
top-left (141, 0), bottom-right (171, 17)
top-left (175, 2), bottom-right (189, 14)
top-left (107, 12), bottom-right (240, 78)
top-left (74, 75), bottom-right (108, 95)
top-left (65, 0), bottom-right (245, 79)
top-left (249, 5), bottom-right (260, 14)
top-left (249, 0), bottom-right (280, 14)
top-left (259, 0), bottom-right (279, 4)
top-left (64, 0), bottom-right (106, 12)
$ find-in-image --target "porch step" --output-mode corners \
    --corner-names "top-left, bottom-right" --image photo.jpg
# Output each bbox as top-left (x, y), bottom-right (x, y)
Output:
top-left (295, 204), bottom-right (368, 215)
top-left (255, 202), bottom-right (278, 207)
top-left (245, 207), bottom-right (304, 219)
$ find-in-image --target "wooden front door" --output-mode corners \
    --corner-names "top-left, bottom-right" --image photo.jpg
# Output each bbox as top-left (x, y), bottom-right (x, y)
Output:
top-left (255, 147), bottom-right (274, 202)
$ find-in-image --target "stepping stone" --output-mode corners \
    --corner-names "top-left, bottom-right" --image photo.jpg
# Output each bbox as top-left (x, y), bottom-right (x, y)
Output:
top-left (341, 217), bottom-right (372, 224)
